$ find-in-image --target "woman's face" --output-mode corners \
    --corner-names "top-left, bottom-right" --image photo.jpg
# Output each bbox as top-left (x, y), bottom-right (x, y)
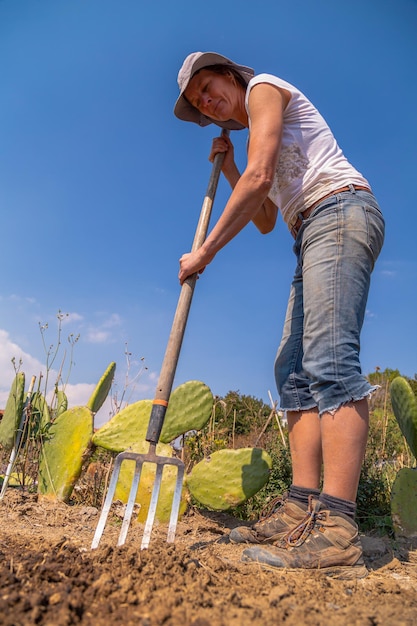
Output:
top-left (184, 69), bottom-right (243, 122)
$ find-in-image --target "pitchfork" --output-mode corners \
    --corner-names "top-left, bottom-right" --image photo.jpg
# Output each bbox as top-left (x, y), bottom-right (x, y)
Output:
top-left (91, 131), bottom-right (229, 550)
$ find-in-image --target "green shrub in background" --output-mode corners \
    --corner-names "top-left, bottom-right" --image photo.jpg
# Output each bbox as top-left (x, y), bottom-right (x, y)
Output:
top-left (356, 450), bottom-right (393, 534)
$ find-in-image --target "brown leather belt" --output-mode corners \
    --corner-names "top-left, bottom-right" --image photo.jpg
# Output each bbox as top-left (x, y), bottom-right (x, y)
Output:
top-left (290, 185), bottom-right (371, 238)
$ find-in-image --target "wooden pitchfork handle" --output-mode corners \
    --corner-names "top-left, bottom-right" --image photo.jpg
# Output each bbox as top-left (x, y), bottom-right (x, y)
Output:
top-left (146, 129), bottom-right (230, 444)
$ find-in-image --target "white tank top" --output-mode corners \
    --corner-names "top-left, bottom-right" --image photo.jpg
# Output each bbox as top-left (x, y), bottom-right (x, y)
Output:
top-left (245, 74), bottom-right (371, 231)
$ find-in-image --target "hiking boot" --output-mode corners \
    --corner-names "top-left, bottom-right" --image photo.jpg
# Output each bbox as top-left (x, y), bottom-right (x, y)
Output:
top-left (241, 498), bottom-right (367, 579)
top-left (229, 493), bottom-right (308, 544)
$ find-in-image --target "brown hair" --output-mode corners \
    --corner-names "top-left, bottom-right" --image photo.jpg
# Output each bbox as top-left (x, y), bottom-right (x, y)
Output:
top-left (204, 64), bottom-right (248, 89)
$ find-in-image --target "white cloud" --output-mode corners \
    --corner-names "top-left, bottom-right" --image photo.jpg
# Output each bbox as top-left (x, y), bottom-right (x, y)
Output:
top-left (0, 326), bottom-right (157, 427)
top-left (61, 312), bottom-right (84, 325)
top-left (0, 328), bottom-right (94, 406)
top-left (94, 397), bottom-right (115, 427)
top-left (86, 330), bottom-right (110, 344)
top-left (85, 313), bottom-right (123, 344)
top-left (0, 329), bottom-right (110, 425)
top-left (63, 381), bottom-right (95, 407)
top-left (0, 329), bottom-right (45, 406)
top-left (1, 294), bottom-right (38, 307)
top-left (102, 314), bottom-right (122, 328)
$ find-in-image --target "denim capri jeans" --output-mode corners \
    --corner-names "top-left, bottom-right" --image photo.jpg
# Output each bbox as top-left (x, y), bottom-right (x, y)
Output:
top-left (274, 188), bottom-right (385, 416)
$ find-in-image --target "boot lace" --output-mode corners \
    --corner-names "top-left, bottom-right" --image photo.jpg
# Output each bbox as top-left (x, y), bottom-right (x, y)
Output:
top-left (258, 492), bottom-right (288, 521)
top-left (283, 501), bottom-right (326, 547)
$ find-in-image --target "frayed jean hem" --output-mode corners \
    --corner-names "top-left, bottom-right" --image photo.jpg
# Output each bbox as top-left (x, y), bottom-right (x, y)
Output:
top-left (318, 384), bottom-right (380, 417)
top-left (279, 385), bottom-right (380, 418)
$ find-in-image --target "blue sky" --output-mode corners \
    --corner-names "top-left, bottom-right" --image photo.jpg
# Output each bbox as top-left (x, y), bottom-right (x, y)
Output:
top-left (1, 0), bottom-right (416, 425)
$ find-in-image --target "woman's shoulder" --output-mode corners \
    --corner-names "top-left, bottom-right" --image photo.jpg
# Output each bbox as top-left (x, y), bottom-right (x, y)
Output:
top-left (249, 73), bottom-right (298, 92)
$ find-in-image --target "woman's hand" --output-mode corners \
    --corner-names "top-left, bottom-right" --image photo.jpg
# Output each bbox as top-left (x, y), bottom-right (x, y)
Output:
top-left (178, 247), bottom-right (212, 285)
top-left (209, 134), bottom-right (237, 179)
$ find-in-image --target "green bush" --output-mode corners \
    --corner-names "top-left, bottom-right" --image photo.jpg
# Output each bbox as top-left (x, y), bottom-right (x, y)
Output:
top-left (356, 452), bottom-right (394, 535)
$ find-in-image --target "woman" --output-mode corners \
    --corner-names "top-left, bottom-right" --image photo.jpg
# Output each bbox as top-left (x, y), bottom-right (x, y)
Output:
top-left (174, 51), bottom-right (385, 579)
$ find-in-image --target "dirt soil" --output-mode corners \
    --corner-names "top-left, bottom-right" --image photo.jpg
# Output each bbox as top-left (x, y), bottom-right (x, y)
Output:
top-left (0, 491), bottom-right (416, 626)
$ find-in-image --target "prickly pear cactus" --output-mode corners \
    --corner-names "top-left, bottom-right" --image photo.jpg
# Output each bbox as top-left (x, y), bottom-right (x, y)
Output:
top-left (92, 400), bottom-right (152, 451)
top-left (91, 381), bottom-right (213, 522)
top-left (114, 441), bottom-right (188, 523)
top-left (86, 361), bottom-right (116, 414)
top-left (92, 380), bottom-right (213, 451)
top-left (38, 406), bottom-right (93, 502)
top-left (391, 468), bottom-right (417, 538)
top-left (30, 392), bottom-right (51, 433)
top-left (0, 373), bottom-right (25, 450)
top-left (54, 390), bottom-right (68, 419)
top-left (391, 376), bottom-right (417, 458)
top-left (186, 447), bottom-right (272, 510)
top-left (160, 381), bottom-right (213, 443)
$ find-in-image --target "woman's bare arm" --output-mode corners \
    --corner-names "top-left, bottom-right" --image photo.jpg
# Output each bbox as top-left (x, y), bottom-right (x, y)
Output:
top-left (209, 132), bottom-right (279, 234)
top-left (179, 83), bottom-right (288, 284)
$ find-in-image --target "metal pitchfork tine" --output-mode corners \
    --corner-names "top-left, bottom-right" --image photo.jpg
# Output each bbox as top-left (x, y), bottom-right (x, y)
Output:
top-left (92, 130), bottom-right (230, 550)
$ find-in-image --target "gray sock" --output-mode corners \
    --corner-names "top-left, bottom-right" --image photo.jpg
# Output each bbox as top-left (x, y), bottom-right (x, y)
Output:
top-left (289, 484), bottom-right (320, 506)
top-left (319, 492), bottom-right (357, 520)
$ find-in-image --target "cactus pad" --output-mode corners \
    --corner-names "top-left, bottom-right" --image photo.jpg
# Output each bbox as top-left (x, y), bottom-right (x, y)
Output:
top-left (160, 380), bottom-right (213, 443)
top-left (391, 377), bottom-right (417, 458)
top-left (30, 392), bottom-right (51, 433)
top-left (92, 381), bottom-right (213, 452)
top-left (87, 361), bottom-right (116, 414)
top-left (114, 441), bottom-right (188, 522)
top-left (186, 447), bottom-right (272, 510)
top-left (38, 406), bottom-right (93, 502)
top-left (391, 467), bottom-right (417, 538)
top-left (54, 390), bottom-right (68, 418)
top-left (92, 400), bottom-right (152, 451)
top-left (0, 373), bottom-right (25, 450)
